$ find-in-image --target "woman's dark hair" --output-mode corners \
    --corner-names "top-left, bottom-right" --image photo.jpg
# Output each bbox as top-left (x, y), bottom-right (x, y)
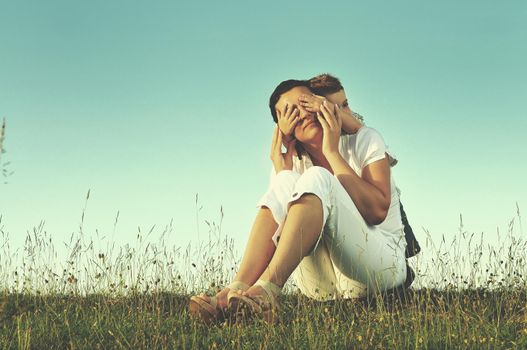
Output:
top-left (268, 79), bottom-right (310, 123)
top-left (309, 73), bottom-right (344, 96)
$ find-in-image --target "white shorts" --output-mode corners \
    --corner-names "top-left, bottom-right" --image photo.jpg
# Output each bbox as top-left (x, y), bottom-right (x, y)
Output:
top-left (257, 167), bottom-right (407, 300)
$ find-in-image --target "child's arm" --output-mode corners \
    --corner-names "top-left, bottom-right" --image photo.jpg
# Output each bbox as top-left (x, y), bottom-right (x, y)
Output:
top-left (338, 109), bottom-right (363, 135)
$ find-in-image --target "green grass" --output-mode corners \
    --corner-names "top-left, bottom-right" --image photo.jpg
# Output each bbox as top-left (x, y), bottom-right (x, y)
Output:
top-left (1, 289), bottom-right (526, 349)
top-left (0, 201), bottom-right (526, 349)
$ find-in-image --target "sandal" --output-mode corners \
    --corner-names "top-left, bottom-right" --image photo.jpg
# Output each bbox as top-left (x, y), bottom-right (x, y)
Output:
top-left (227, 279), bottom-right (281, 324)
top-left (189, 281), bottom-right (249, 324)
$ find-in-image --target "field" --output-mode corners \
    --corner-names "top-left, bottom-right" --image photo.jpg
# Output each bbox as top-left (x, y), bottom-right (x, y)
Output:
top-left (1, 288), bottom-right (527, 349)
top-left (0, 204), bottom-right (526, 349)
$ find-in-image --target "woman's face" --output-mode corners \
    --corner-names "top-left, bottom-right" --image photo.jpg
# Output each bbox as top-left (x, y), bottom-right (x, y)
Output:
top-left (275, 86), bottom-right (323, 144)
top-left (325, 89), bottom-right (352, 114)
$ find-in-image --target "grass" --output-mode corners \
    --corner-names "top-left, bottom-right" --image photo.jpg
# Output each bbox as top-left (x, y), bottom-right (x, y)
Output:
top-left (1, 289), bottom-right (526, 349)
top-left (0, 196), bottom-right (526, 349)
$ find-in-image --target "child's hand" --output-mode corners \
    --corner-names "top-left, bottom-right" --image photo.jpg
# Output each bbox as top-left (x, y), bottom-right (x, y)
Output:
top-left (298, 93), bottom-right (333, 113)
top-left (277, 103), bottom-right (299, 143)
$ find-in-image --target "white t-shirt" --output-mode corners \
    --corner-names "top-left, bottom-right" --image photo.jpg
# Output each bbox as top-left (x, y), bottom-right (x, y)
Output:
top-left (268, 126), bottom-right (404, 235)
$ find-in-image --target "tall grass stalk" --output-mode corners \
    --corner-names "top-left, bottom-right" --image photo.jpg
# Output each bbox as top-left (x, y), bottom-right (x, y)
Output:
top-left (0, 118), bottom-right (14, 184)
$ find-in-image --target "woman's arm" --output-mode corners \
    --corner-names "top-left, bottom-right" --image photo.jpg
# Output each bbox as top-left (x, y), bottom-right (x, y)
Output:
top-left (269, 126), bottom-right (296, 173)
top-left (327, 153), bottom-right (391, 225)
top-left (317, 104), bottom-right (391, 225)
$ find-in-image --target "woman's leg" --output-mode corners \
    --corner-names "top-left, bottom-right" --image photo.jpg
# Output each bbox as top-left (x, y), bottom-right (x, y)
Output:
top-left (324, 175), bottom-right (407, 294)
top-left (215, 171), bottom-right (301, 307)
top-left (232, 207), bottom-right (278, 286)
top-left (257, 194), bottom-right (324, 287)
top-left (290, 239), bottom-right (340, 301)
top-left (207, 207), bottom-right (277, 308)
top-left (244, 167), bottom-right (332, 298)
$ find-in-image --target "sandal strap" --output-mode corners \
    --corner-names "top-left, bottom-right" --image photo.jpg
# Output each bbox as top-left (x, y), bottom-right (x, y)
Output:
top-left (190, 295), bottom-right (218, 316)
top-left (226, 281), bottom-right (250, 291)
top-left (228, 291), bottom-right (263, 314)
top-left (254, 279), bottom-right (281, 307)
top-left (209, 296), bottom-right (217, 309)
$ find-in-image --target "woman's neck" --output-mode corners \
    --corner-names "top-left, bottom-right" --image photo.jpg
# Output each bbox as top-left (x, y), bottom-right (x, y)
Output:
top-left (302, 142), bottom-right (333, 173)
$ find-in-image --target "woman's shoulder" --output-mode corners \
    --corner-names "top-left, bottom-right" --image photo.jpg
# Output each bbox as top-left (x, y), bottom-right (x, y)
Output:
top-left (345, 126), bottom-right (391, 168)
top-left (356, 126), bottom-right (384, 140)
top-left (358, 126), bottom-right (400, 166)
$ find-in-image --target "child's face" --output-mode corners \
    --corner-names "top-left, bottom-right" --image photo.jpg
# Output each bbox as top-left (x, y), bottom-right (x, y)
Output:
top-left (325, 89), bottom-right (352, 114)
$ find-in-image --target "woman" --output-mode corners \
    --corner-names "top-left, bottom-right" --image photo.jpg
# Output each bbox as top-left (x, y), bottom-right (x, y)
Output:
top-left (189, 78), bottom-right (408, 324)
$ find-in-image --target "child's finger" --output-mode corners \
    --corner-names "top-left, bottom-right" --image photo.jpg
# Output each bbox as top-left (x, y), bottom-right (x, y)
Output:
top-left (298, 94), bottom-right (312, 102)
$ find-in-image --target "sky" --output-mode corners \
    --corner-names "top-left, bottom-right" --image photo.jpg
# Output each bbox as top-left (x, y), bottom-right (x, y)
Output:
top-left (1, 0), bottom-right (526, 261)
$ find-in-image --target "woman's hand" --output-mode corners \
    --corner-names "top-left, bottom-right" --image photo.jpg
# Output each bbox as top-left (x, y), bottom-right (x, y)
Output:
top-left (298, 93), bottom-right (335, 113)
top-left (270, 126), bottom-right (296, 173)
top-left (277, 103), bottom-right (299, 143)
top-left (316, 102), bottom-right (342, 157)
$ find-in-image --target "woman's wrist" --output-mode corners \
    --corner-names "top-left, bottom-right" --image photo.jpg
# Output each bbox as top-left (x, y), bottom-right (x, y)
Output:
top-left (282, 134), bottom-right (294, 143)
top-left (325, 152), bottom-right (346, 170)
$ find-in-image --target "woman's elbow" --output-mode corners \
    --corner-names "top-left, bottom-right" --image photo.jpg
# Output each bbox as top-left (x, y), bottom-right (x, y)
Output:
top-left (366, 205), bottom-right (389, 225)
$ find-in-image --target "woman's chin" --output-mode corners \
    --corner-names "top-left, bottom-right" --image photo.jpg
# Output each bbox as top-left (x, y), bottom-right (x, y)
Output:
top-left (296, 128), bottom-right (323, 144)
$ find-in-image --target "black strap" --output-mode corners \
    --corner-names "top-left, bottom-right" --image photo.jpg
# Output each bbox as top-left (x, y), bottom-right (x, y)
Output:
top-left (400, 202), bottom-right (421, 258)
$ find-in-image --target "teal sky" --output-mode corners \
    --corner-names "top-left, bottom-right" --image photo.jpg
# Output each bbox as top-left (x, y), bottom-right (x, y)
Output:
top-left (1, 0), bottom-right (526, 256)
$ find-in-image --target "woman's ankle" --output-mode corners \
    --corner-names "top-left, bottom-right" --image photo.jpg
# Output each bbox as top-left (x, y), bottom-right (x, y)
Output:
top-left (226, 280), bottom-right (250, 292)
top-left (254, 279), bottom-right (282, 298)
top-left (215, 280), bottom-right (249, 299)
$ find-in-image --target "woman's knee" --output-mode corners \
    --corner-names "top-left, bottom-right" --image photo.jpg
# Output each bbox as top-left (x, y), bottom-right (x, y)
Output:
top-left (289, 166), bottom-right (333, 208)
top-left (289, 193), bottom-right (322, 209)
top-left (269, 170), bottom-right (301, 194)
top-left (302, 166), bottom-right (333, 181)
top-left (294, 166), bottom-right (333, 192)
top-left (286, 169), bottom-right (333, 234)
top-left (257, 171), bottom-right (301, 222)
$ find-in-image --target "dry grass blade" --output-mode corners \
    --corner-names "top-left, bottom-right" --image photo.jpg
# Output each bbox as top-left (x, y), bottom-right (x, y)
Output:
top-left (0, 118), bottom-right (5, 156)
